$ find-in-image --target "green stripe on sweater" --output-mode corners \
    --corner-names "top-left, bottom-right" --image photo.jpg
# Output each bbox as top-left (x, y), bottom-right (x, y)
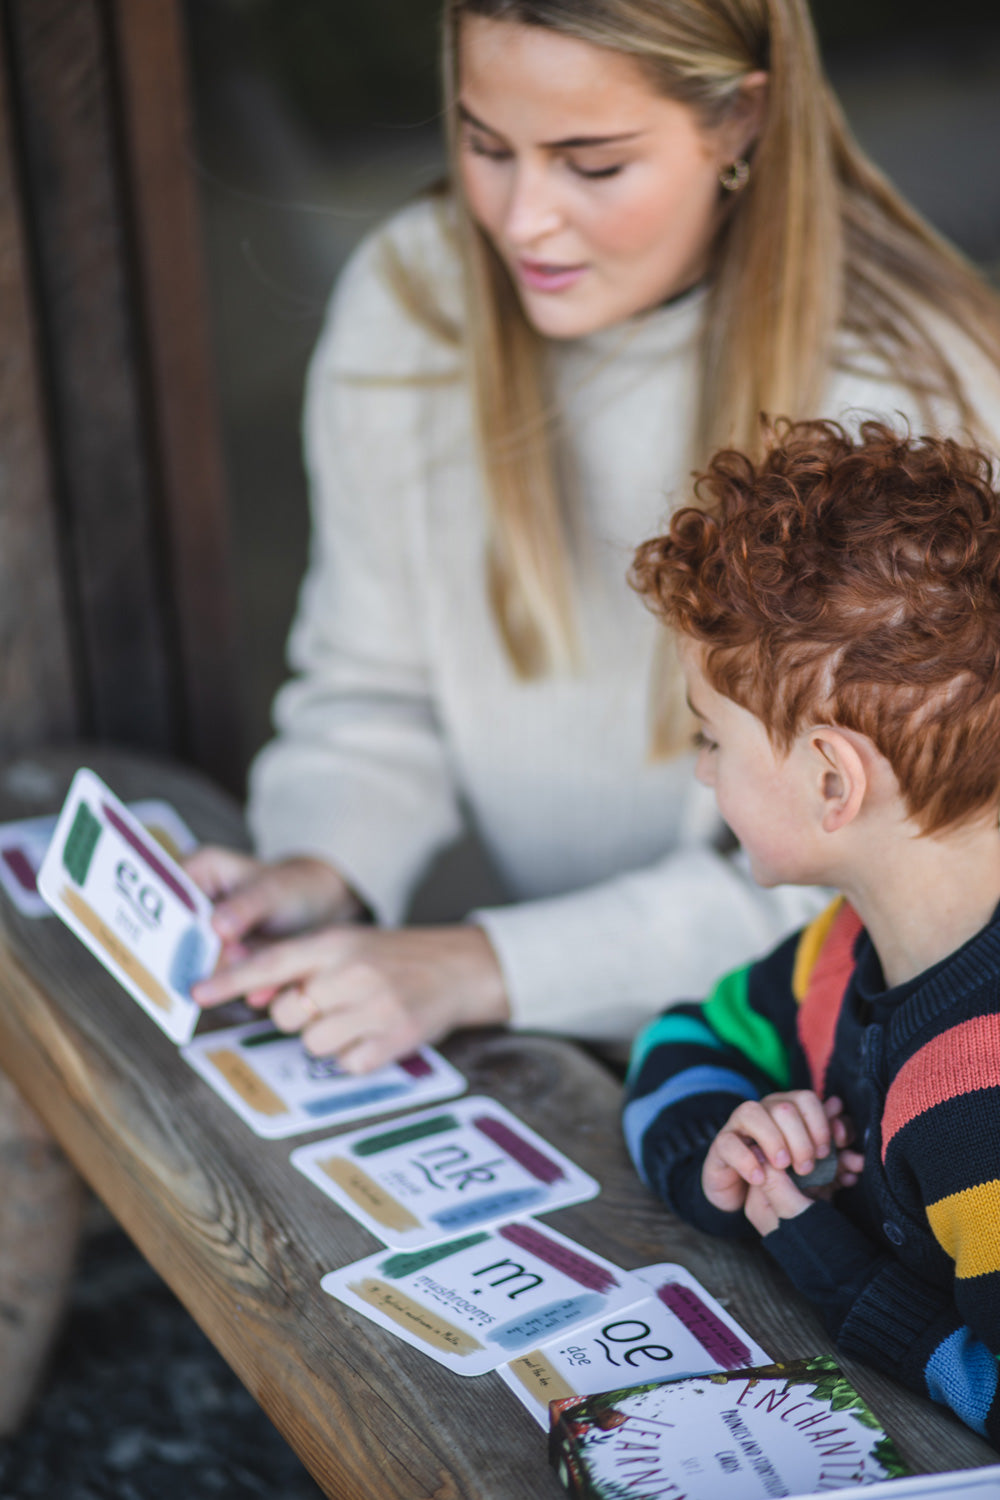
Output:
top-left (703, 965), bottom-right (791, 1088)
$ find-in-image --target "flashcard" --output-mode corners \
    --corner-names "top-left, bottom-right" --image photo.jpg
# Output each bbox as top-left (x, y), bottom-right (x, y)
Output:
top-left (0, 800), bottom-right (197, 919)
top-left (182, 1019), bottom-right (466, 1138)
top-left (320, 1221), bottom-right (646, 1377)
top-left (499, 1261), bottom-right (770, 1427)
top-left (290, 1097), bottom-right (600, 1247)
top-left (37, 770), bottom-right (218, 1044)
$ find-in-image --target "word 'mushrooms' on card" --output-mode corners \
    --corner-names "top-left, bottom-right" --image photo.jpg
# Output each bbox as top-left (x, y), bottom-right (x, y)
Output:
top-left (321, 1221), bottom-right (646, 1377)
top-left (37, 770), bottom-right (217, 1044)
top-left (499, 1262), bottom-right (769, 1427)
top-left (182, 1019), bottom-right (466, 1137)
top-left (291, 1096), bottom-right (599, 1246)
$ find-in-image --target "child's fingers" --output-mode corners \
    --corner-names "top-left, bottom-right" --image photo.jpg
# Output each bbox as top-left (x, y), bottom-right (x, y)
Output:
top-left (759, 1162), bottom-right (812, 1219)
top-left (712, 1127), bottom-right (769, 1186)
top-left (762, 1092), bottom-right (831, 1175)
top-left (723, 1102), bottom-right (795, 1171)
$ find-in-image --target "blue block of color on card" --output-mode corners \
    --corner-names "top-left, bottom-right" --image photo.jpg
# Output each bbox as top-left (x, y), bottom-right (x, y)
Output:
top-left (925, 1327), bottom-right (998, 1435)
top-left (430, 1188), bottom-right (545, 1230)
top-left (488, 1294), bottom-right (605, 1349)
top-left (169, 926), bottom-right (209, 997)
top-left (623, 1067), bottom-right (759, 1183)
top-left (303, 1083), bottom-right (408, 1117)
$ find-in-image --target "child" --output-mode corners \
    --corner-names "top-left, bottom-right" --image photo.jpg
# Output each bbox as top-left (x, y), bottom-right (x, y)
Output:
top-left (624, 418), bottom-right (1000, 1446)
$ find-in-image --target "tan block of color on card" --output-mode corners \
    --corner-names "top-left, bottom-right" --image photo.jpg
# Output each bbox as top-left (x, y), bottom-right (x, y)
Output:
top-left (61, 886), bottom-right (172, 1013)
top-left (349, 1277), bottom-right (484, 1357)
top-left (508, 1351), bottom-right (576, 1406)
top-left (320, 1159), bottom-right (422, 1233)
top-left (205, 1049), bottom-right (287, 1117)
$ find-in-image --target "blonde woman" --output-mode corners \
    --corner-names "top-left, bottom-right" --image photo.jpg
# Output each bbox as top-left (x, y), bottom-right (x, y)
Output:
top-left (191, 0), bottom-right (1000, 1072)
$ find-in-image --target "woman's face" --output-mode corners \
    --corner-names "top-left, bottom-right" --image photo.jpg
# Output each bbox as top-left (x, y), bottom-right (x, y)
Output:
top-left (457, 15), bottom-right (764, 340)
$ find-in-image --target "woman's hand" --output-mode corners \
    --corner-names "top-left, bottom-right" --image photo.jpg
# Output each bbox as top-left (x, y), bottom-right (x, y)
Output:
top-left (191, 923), bottom-right (511, 1074)
top-left (186, 847), bottom-right (367, 941)
top-left (702, 1091), bottom-right (862, 1214)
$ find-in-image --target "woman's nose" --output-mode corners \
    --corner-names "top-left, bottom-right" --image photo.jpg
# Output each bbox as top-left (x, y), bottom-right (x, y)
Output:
top-left (503, 163), bottom-right (563, 246)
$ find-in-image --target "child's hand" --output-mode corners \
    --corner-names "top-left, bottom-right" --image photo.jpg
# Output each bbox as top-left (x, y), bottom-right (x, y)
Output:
top-left (702, 1091), bottom-right (856, 1214)
top-left (744, 1162), bottom-right (814, 1236)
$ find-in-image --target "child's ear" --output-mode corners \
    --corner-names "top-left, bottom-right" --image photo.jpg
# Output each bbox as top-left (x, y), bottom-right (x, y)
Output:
top-left (810, 728), bottom-right (867, 833)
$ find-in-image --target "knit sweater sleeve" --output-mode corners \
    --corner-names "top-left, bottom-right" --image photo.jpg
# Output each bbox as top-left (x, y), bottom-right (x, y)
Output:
top-left (765, 998), bottom-right (1000, 1447)
top-left (622, 925), bottom-right (806, 1237)
top-left (248, 202), bottom-right (466, 925)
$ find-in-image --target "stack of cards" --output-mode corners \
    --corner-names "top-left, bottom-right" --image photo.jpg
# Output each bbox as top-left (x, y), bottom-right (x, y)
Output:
top-left (37, 770), bottom-right (219, 1044)
top-left (0, 795), bottom-right (197, 920)
top-left (32, 767), bottom-right (766, 1428)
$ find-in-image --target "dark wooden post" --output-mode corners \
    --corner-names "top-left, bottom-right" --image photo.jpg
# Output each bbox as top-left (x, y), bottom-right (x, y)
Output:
top-left (0, 0), bottom-right (240, 1431)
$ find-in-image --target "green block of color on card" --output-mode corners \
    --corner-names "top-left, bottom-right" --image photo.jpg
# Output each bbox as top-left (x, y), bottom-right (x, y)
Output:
top-left (353, 1113), bottom-right (459, 1157)
top-left (62, 801), bottom-right (102, 886)
top-left (379, 1233), bottom-right (491, 1280)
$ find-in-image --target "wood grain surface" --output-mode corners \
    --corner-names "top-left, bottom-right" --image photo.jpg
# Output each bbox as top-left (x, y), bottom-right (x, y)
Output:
top-left (0, 748), bottom-right (994, 1496)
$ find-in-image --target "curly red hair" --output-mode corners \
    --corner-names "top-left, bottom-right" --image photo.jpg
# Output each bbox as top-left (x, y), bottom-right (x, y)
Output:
top-left (631, 419), bottom-right (1000, 834)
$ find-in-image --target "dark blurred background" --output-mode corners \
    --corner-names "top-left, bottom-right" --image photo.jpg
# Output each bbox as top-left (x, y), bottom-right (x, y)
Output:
top-left (2, 5), bottom-right (999, 1497)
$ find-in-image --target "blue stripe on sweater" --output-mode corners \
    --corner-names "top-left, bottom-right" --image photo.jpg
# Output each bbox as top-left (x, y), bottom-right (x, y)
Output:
top-left (626, 1013), bottom-right (725, 1086)
top-left (623, 1067), bottom-right (759, 1185)
top-left (925, 1326), bottom-right (998, 1435)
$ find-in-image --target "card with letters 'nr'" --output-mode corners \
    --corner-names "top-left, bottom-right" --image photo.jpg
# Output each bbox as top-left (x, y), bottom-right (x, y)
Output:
top-left (37, 769), bottom-right (218, 1045)
top-left (320, 1220), bottom-right (646, 1377)
top-left (290, 1096), bottom-right (600, 1248)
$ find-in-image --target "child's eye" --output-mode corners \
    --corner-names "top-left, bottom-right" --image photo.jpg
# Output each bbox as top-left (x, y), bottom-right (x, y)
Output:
top-left (693, 729), bottom-right (717, 752)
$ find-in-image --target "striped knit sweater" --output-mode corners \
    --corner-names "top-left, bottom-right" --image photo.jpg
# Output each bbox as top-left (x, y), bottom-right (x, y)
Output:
top-left (624, 897), bottom-right (1000, 1446)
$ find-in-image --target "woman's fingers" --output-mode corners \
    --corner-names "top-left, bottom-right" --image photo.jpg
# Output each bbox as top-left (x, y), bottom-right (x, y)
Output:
top-left (184, 845), bottom-right (262, 903)
top-left (197, 926), bottom-right (510, 1072)
top-left (192, 928), bottom-right (350, 1008)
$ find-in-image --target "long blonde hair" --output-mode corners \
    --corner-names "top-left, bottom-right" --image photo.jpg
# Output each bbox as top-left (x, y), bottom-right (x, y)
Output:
top-left (396, 0), bottom-right (1000, 741)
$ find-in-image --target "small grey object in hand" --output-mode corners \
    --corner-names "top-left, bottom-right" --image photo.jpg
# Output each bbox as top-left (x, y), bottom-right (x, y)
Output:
top-left (792, 1152), bottom-right (839, 1190)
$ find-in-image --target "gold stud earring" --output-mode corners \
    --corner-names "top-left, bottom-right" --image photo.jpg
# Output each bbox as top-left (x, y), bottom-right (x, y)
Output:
top-left (719, 158), bottom-right (751, 192)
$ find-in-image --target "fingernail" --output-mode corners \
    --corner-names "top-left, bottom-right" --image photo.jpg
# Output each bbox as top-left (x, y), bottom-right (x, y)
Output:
top-left (776, 1150), bottom-right (789, 1167)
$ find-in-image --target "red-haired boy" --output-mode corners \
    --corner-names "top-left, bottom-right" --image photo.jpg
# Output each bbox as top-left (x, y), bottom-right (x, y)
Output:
top-left (624, 419), bottom-right (1000, 1444)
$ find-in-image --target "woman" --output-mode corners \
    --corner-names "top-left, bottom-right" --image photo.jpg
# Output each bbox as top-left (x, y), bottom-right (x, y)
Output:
top-left (191, 0), bottom-right (1000, 1072)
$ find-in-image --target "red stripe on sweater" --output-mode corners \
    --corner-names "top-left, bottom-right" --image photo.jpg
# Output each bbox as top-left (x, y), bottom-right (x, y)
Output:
top-left (796, 903), bottom-right (863, 1096)
top-left (882, 1013), bottom-right (1000, 1160)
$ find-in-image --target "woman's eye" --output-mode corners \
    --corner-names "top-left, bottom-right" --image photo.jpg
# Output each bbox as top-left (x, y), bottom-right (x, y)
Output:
top-left (465, 135), bottom-right (511, 162)
top-left (693, 730), bottom-right (717, 752)
top-left (570, 162), bottom-right (624, 181)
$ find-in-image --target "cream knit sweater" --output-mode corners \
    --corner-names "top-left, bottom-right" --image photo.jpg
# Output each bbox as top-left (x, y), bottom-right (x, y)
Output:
top-left (249, 197), bottom-right (1000, 1043)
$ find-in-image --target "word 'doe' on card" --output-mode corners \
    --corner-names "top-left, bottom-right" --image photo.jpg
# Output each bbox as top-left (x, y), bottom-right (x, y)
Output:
top-left (499, 1261), bottom-right (769, 1427)
top-left (321, 1221), bottom-right (645, 1377)
top-left (37, 769), bottom-right (218, 1045)
top-left (290, 1096), bottom-right (599, 1247)
top-left (182, 1019), bottom-right (466, 1138)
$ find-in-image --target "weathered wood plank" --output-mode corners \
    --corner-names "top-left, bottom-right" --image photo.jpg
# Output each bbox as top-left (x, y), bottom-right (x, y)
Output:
top-left (0, 749), bottom-right (993, 1492)
top-left (0, 1070), bottom-right (86, 1437)
top-left (0, 21), bottom-right (77, 753)
top-left (6, 0), bottom-right (175, 749)
top-left (109, 0), bottom-right (242, 790)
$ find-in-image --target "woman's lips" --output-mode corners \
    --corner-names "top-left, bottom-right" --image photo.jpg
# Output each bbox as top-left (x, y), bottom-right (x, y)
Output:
top-left (515, 257), bottom-right (587, 293)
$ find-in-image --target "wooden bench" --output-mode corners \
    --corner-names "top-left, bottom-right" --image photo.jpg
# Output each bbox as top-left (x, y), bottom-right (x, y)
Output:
top-left (0, 748), bottom-right (994, 1497)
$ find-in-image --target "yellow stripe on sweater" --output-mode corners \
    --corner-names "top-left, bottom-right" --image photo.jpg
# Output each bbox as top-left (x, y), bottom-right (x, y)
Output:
top-left (791, 897), bottom-right (844, 1003)
top-left (926, 1179), bottom-right (1000, 1279)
